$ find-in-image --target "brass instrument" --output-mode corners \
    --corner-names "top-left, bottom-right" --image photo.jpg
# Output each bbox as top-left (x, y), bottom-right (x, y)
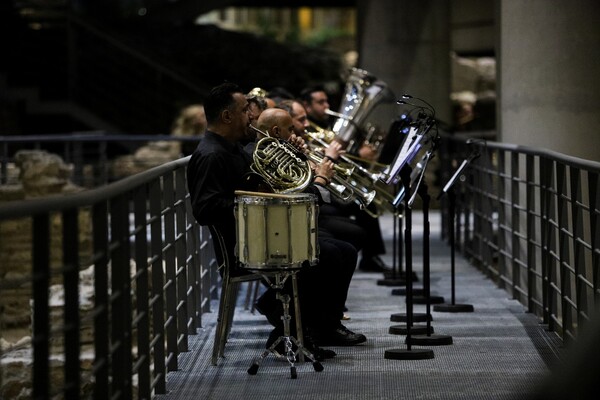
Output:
top-left (308, 120), bottom-right (336, 143)
top-left (249, 125), bottom-right (313, 193)
top-left (249, 125), bottom-right (376, 208)
top-left (330, 68), bottom-right (396, 147)
top-left (305, 129), bottom-right (397, 218)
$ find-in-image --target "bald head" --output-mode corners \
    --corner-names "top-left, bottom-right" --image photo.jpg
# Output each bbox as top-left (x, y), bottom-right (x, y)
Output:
top-left (257, 108), bottom-right (294, 140)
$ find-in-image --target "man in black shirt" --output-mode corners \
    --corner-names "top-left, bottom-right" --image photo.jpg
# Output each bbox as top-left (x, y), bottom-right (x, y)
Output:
top-left (187, 83), bottom-right (366, 359)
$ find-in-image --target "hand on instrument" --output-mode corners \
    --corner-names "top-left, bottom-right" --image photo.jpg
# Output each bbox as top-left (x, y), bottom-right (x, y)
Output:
top-left (314, 158), bottom-right (335, 183)
top-left (325, 140), bottom-right (346, 161)
top-left (288, 134), bottom-right (308, 154)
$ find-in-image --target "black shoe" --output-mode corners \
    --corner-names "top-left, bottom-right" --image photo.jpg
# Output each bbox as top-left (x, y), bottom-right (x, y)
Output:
top-left (314, 324), bottom-right (367, 346)
top-left (303, 334), bottom-right (336, 361)
top-left (359, 255), bottom-right (393, 273)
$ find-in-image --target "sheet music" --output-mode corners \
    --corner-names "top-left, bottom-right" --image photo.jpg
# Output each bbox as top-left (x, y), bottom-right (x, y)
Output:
top-left (382, 126), bottom-right (423, 185)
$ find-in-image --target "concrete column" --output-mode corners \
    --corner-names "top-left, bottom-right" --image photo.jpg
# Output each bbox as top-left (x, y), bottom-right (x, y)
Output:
top-left (357, 0), bottom-right (452, 127)
top-left (498, 0), bottom-right (600, 161)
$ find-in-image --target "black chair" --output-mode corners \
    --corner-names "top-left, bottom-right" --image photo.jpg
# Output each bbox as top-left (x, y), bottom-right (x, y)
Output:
top-left (208, 225), bottom-right (263, 366)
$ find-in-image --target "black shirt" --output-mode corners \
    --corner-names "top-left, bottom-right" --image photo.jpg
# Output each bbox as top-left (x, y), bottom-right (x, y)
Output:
top-left (187, 131), bottom-right (253, 258)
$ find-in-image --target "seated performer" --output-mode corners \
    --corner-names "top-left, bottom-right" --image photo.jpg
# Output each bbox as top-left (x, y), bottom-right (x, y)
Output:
top-left (249, 107), bottom-right (367, 345)
top-left (301, 87), bottom-right (393, 273)
top-left (186, 84), bottom-right (366, 362)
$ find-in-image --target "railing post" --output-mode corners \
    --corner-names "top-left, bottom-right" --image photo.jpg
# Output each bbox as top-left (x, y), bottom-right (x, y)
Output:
top-left (149, 179), bottom-right (167, 393)
top-left (556, 163), bottom-right (571, 341)
top-left (540, 158), bottom-right (553, 328)
top-left (62, 208), bottom-right (80, 399)
top-left (163, 172), bottom-right (181, 367)
top-left (175, 168), bottom-right (196, 335)
top-left (590, 172), bottom-right (600, 306)
top-left (511, 152), bottom-right (520, 301)
top-left (110, 194), bottom-right (133, 399)
top-left (92, 202), bottom-right (109, 399)
top-left (133, 186), bottom-right (151, 400)
top-left (497, 150), bottom-right (507, 289)
top-left (32, 214), bottom-right (50, 400)
top-left (526, 154), bottom-right (537, 314)
top-left (570, 167), bottom-right (585, 335)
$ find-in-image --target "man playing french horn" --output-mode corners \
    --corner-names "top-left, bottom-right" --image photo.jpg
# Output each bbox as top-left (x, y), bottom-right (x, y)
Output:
top-left (187, 84), bottom-right (367, 364)
top-left (246, 107), bottom-right (367, 344)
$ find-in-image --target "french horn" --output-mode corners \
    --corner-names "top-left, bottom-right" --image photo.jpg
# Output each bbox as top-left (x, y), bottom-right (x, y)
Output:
top-left (249, 125), bottom-right (313, 193)
top-left (248, 125), bottom-right (376, 208)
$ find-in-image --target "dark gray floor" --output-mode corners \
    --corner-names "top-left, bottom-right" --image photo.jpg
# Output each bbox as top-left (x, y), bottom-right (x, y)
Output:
top-left (155, 211), bottom-right (562, 400)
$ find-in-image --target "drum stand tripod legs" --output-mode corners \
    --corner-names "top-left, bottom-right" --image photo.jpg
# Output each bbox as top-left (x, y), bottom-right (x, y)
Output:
top-left (247, 273), bottom-right (324, 378)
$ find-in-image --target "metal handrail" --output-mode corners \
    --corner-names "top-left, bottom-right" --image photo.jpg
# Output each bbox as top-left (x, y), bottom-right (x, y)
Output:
top-left (0, 156), bottom-right (218, 398)
top-left (0, 132), bottom-right (202, 186)
top-left (439, 133), bottom-right (600, 343)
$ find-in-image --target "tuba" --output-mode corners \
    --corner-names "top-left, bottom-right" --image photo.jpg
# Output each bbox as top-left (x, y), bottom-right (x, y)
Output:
top-left (330, 68), bottom-right (396, 150)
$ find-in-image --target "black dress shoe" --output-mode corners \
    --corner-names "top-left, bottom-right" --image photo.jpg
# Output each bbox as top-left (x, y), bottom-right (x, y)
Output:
top-left (359, 255), bottom-right (393, 273)
top-left (314, 324), bottom-right (367, 346)
top-left (303, 334), bottom-right (336, 360)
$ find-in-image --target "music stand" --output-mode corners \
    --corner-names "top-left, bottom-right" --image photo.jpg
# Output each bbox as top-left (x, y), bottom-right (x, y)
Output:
top-left (377, 126), bottom-right (424, 287)
top-left (384, 152), bottom-right (434, 361)
top-left (433, 154), bottom-right (477, 313)
top-left (405, 180), bottom-right (452, 346)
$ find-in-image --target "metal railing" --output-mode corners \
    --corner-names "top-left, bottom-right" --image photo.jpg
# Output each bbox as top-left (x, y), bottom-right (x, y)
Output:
top-left (439, 135), bottom-right (600, 343)
top-left (0, 157), bottom-right (219, 399)
top-left (0, 132), bottom-right (201, 187)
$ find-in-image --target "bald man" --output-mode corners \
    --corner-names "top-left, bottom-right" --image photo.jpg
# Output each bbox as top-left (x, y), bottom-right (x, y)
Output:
top-left (247, 108), bottom-right (367, 351)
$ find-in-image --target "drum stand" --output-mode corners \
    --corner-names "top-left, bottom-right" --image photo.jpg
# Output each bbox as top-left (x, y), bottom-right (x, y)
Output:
top-left (247, 271), bottom-right (324, 379)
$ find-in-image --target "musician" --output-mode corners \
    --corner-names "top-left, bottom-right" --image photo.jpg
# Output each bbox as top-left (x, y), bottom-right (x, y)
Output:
top-left (278, 100), bottom-right (368, 253)
top-left (300, 86), bottom-right (332, 129)
top-left (282, 96), bottom-right (393, 273)
top-left (243, 91), bottom-right (269, 145)
top-left (187, 84), bottom-right (366, 361)
top-left (249, 108), bottom-right (368, 342)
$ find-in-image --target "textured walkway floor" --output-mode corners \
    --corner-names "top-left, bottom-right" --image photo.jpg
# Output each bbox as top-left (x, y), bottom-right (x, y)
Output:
top-left (155, 211), bottom-right (561, 400)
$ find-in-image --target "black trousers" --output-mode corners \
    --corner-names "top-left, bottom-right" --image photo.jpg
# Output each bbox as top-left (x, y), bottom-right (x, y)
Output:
top-left (260, 228), bottom-right (357, 333)
top-left (319, 201), bottom-right (386, 258)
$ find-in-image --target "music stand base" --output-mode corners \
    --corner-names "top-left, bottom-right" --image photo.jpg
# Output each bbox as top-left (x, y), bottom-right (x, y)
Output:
top-left (384, 348), bottom-right (434, 360)
top-left (434, 303), bottom-right (474, 313)
top-left (383, 271), bottom-right (419, 281)
top-left (412, 295), bottom-right (445, 305)
top-left (406, 334), bottom-right (453, 346)
top-left (377, 278), bottom-right (406, 287)
top-left (390, 312), bottom-right (432, 323)
top-left (392, 287), bottom-right (424, 296)
top-left (389, 324), bottom-right (434, 335)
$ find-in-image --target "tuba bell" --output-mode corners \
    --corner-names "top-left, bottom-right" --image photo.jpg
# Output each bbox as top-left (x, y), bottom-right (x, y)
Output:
top-left (330, 68), bottom-right (396, 150)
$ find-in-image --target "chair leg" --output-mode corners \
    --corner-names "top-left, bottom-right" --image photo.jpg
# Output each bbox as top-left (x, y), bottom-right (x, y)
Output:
top-left (244, 281), bottom-right (254, 310)
top-left (220, 282), bottom-right (240, 358)
top-left (250, 280), bottom-right (261, 314)
top-left (212, 276), bottom-right (230, 366)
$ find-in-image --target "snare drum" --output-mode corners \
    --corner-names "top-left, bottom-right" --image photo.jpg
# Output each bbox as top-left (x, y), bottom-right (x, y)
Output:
top-left (234, 191), bottom-right (319, 270)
